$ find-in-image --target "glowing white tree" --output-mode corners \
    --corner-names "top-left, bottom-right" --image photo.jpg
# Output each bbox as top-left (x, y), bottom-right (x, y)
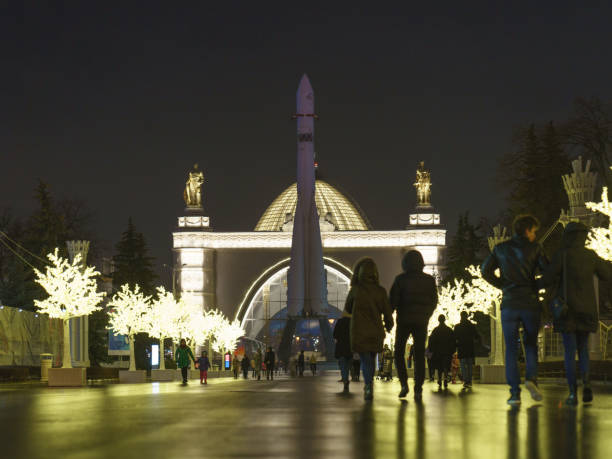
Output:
top-left (212, 317), bottom-right (245, 354)
top-left (146, 287), bottom-right (182, 370)
top-left (107, 284), bottom-right (152, 371)
top-left (586, 186), bottom-right (612, 261)
top-left (34, 249), bottom-right (106, 368)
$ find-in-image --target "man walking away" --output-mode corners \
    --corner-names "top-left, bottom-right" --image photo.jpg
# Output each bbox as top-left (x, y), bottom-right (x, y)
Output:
top-left (254, 349), bottom-right (263, 381)
top-left (428, 315), bottom-right (456, 390)
top-left (541, 222), bottom-right (612, 405)
top-left (309, 354), bottom-right (317, 375)
top-left (232, 354), bottom-right (240, 379)
top-left (454, 311), bottom-right (479, 389)
top-left (390, 250), bottom-right (438, 401)
top-left (481, 214), bottom-right (548, 405)
top-left (298, 350), bottom-right (305, 377)
top-left (264, 347), bottom-right (276, 380)
top-left (241, 353), bottom-right (250, 379)
top-left (334, 313), bottom-right (353, 393)
top-left (175, 339), bottom-right (196, 385)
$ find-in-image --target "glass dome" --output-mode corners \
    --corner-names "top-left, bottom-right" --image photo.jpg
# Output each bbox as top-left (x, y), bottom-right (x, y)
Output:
top-left (254, 180), bottom-right (371, 231)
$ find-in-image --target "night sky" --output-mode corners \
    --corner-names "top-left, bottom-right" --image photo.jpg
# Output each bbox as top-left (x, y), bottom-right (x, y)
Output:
top-left (3, 2), bottom-right (612, 280)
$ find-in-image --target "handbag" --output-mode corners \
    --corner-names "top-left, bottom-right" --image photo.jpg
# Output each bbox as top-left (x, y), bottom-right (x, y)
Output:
top-left (550, 251), bottom-right (569, 321)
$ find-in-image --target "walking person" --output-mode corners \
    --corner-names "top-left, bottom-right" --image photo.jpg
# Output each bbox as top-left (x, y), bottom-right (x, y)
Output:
top-left (254, 349), bottom-right (263, 381)
top-left (264, 346), bottom-right (276, 380)
top-left (351, 353), bottom-right (361, 381)
top-left (390, 250), bottom-right (438, 401)
top-left (345, 257), bottom-right (394, 400)
top-left (333, 312), bottom-right (352, 393)
top-left (454, 310), bottom-right (479, 389)
top-left (232, 354), bottom-right (240, 379)
top-left (481, 214), bottom-right (548, 405)
top-left (175, 339), bottom-right (196, 385)
top-left (297, 350), bottom-right (305, 377)
top-left (241, 353), bottom-right (250, 379)
top-left (541, 222), bottom-right (612, 405)
top-left (309, 354), bottom-right (317, 375)
top-left (196, 350), bottom-right (211, 385)
top-left (428, 315), bottom-right (456, 390)
top-left (425, 347), bottom-right (434, 382)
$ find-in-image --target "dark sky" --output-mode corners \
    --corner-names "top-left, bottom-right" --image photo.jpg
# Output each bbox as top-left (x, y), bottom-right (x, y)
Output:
top-left (3, 2), bottom-right (612, 280)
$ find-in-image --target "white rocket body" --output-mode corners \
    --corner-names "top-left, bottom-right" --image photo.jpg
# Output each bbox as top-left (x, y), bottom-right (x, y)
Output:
top-left (287, 74), bottom-right (326, 317)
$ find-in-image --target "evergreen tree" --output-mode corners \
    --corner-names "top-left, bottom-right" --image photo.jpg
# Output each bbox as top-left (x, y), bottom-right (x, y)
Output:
top-left (112, 218), bottom-right (157, 295)
top-left (445, 212), bottom-right (485, 283)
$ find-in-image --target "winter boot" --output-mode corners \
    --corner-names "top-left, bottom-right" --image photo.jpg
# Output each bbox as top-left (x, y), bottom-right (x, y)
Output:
top-left (364, 384), bottom-right (373, 400)
top-left (507, 393), bottom-right (521, 406)
top-left (525, 379), bottom-right (543, 401)
top-left (343, 380), bottom-right (350, 394)
top-left (414, 387), bottom-right (423, 402)
top-left (565, 385), bottom-right (578, 406)
top-left (398, 384), bottom-right (409, 398)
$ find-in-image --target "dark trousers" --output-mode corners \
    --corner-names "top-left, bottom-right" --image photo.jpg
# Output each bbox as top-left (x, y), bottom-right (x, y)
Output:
top-left (501, 308), bottom-right (540, 395)
top-left (242, 368), bottom-right (248, 379)
top-left (266, 366), bottom-right (274, 380)
top-left (180, 366), bottom-right (188, 383)
top-left (434, 355), bottom-right (452, 383)
top-left (562, 331), bottom-right (590, 387)
top-left (394, 322), bottom-right (427, 390)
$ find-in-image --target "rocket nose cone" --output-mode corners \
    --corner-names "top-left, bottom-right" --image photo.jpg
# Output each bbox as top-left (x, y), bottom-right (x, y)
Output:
top-left (297, 74), bottom-right (314, 113)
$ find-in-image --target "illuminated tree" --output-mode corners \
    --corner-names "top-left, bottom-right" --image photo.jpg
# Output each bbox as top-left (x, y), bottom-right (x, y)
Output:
top-left (586, 186), bottom-right (612, 261)
top-left (146, 286), bottom-right (182, 370)
top-left (33, 249), bottom-right (105, 368)
top-left (212, 316), bottom-right (245, 354)
top-left (107, 284), bottom-right (152, 371)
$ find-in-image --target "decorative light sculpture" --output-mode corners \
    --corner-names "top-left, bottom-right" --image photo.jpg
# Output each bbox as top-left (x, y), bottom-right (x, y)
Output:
top-left (33, 249), bottom-right (105, 368)
top-left (586, 185), bottom-right (612, 261)
top-left (146, 287), bottom-right (182, 370)
top-left (107, 284), bottom-right (152, 371)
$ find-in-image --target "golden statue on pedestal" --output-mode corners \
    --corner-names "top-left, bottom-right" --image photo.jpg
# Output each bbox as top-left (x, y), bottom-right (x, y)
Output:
top-left (184, 164), bottom-right (205, 208)
top-left (414, 161), bottom-right (432, 207)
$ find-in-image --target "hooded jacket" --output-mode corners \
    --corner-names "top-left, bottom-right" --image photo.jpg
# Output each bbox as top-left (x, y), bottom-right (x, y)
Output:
top-left (345, 258), bottom-right (394, 353)
top-left (542, 222), bottom-right (612, 332)
top-left (481, 235), bottom-right (548, 310)
top-left (389, 251), bottom-right (438, 326)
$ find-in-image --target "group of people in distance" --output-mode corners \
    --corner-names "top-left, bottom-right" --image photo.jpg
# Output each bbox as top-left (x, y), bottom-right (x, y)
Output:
top-left (231, 346), bottom-right (278, 380)
top-left (333, 214), bottom-right (610, 406)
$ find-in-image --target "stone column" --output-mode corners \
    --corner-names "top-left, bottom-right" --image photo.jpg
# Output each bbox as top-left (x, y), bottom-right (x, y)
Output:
top-left (66, 240), bottom-right (91, 367)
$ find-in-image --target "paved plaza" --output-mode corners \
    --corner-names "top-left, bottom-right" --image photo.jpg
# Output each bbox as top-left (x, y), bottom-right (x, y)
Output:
top-left (2, 373), bottom-right (612, 459)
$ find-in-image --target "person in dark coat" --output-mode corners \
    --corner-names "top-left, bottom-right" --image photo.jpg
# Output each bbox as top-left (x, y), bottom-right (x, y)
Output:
top-left (428, 315), bottom-right (456, 389)
top-left (389, 250), bottom-right (438, 400)
top-left (541, 222), bottom-right (612, 405)
top-left (264, 347), bottom-right (276, 380)
top-left (345, 257), bottom-right (394, 400)
top-left (241, 353), bottom-right (250, 379)
top-left (454, 311), bottom-right (479, 388)
top-left (333, 313), bottom-right (353, 393)
top-left (481, 214), bottom-right (548, 405)
top-left (297, 350), bottom-right (305, 377)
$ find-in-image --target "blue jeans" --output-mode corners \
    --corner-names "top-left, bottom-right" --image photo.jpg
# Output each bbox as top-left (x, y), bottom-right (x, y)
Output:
top-left (338, 357), bottom-right (351, 382)
top-left (460, 358), bottom-right (474, 385)
top-left (501, 308), bottom-right (540, 395)
top-left (359, 352), bottom-right (375, 385)
top-left (562, 332), bottom-right (590, 387)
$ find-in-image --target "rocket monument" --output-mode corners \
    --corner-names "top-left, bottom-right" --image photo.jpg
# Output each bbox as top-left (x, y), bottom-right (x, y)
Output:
top-left (287, 74), bottom-right (326, 317)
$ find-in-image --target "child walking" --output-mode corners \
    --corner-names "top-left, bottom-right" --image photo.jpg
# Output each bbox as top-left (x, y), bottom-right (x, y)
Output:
top-left (197, 351), bottom-right (211, 384)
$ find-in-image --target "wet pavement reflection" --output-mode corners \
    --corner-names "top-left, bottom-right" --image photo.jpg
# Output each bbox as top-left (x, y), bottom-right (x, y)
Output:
top-left (1, 373), bottom-right (611, 459)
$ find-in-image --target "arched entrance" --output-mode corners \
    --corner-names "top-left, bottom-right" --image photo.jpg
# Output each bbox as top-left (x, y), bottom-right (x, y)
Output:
top-left (238, 259), bottom-right (352, 360)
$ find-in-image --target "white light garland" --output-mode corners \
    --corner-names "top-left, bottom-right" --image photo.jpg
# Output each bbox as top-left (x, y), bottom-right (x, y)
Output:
top-left (586, 186), bottom-right (612, 261)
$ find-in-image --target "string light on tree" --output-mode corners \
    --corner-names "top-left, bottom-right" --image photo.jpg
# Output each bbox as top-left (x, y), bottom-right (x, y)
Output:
top-left (107, 284), bottom-right (152, 372)
top-left (586, 185), bottom-right (612, 261)
top-left (33, 249), bottom-right (105, 368)
top-left (145, 286), bottom-right (183, 370)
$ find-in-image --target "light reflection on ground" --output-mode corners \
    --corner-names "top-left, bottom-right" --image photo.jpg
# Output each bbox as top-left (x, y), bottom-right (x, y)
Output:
top-left (1, 373), bottom-right (611, 459)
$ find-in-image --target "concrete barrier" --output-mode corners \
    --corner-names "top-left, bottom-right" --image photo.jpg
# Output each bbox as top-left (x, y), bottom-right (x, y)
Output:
top-left (48, 368), bottom-right (86, 387)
